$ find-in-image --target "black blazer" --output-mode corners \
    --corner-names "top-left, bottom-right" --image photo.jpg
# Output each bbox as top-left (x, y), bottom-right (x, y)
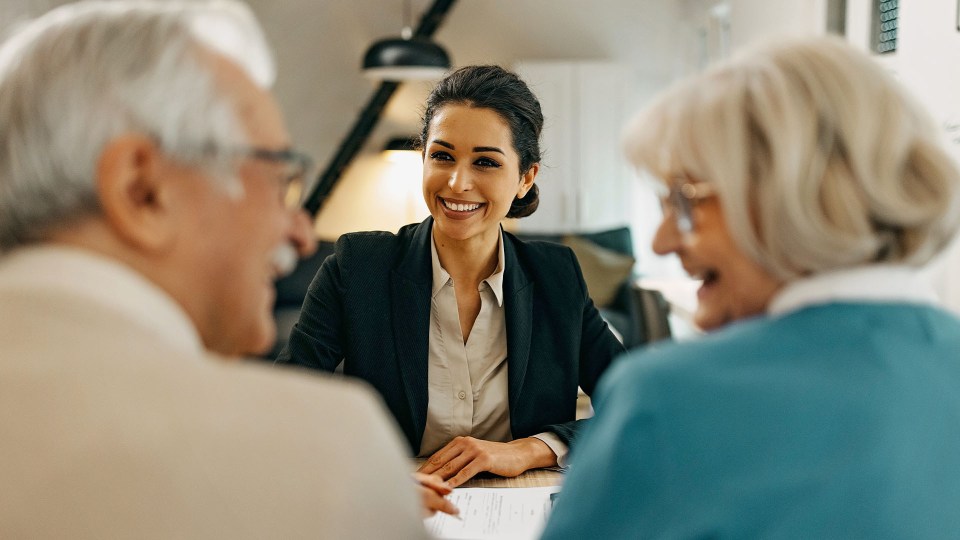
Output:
top-left (277, 218), bottom-right (624, 454)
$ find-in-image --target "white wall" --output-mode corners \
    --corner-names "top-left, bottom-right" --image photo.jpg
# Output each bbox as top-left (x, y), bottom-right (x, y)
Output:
top-left (727, 0), bottom-right (829, 48)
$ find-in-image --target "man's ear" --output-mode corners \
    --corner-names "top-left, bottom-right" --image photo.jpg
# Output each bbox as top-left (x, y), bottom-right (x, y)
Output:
top-left (518, 162), bottom-right (539, 198)
top-left (95, 134), bottom-right (176, 253)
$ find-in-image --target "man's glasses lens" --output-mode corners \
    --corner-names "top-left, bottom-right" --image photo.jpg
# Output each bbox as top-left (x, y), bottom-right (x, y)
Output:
top-left (284, 177), bottom-right (304, 210)
top-left (246, 148), bottom-right (313, 210)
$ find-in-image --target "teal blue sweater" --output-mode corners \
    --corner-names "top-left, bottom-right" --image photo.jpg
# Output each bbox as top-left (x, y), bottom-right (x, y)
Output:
top-left (543, 302), bottom-right (960, 539)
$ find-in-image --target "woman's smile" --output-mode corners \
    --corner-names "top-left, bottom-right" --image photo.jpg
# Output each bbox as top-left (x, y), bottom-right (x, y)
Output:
top-left (438, 196), bottom-right (486, 220)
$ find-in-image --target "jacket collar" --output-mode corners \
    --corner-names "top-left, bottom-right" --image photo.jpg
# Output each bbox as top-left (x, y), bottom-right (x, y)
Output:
top-left (389, 218), bottom-right (434, 449)
top-left (501, 231), bottom-right (534, 412)
top-left (393, 218), bottom-right (435, 287)
top-left (429, 225), bottom-right (506, 306)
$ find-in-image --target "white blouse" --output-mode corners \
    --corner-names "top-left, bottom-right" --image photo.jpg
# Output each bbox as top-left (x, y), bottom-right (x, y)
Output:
top-left (418, 227), bottom-right (566, 464)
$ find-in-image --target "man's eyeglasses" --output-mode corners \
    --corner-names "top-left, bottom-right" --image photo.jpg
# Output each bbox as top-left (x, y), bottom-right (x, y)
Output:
top-left (657, 178), bottom-right (717, 234)
top-left (243, 147), bottom-right (314, 210)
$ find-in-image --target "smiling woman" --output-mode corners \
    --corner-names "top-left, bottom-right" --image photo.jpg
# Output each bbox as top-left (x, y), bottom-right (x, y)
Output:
top-left (650, 176), bottom-right (781, 331)
top-left (276, 65), bottom-right (624, 510)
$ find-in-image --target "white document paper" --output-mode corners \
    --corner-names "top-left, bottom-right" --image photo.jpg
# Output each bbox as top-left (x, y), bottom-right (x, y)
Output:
top-left (424, 486), bottom-right (562, 540)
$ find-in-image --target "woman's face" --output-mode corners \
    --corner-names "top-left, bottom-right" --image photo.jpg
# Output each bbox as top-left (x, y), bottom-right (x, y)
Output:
top-left (422, 104), bottom-right (536, 246)
top-left (652, 181), bottom-right (782, 331)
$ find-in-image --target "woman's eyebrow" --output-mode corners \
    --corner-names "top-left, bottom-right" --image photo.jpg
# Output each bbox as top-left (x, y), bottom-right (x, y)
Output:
top-left (431, 140), bottom-right (505, 155)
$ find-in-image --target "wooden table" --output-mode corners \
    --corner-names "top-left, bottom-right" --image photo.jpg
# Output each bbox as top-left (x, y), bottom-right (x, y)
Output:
top-left (458, 467), bottom-right (563, 488)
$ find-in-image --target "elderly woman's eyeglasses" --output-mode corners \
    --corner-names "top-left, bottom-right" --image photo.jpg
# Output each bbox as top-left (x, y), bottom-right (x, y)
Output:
top-left (243, 147), bottom-right (313, 210)
top-left (658, 179), bottom-right (717, 234)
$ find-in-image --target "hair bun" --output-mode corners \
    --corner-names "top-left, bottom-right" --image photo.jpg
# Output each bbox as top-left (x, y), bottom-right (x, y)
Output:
top-left (507, 183), bottom-right (539, 218)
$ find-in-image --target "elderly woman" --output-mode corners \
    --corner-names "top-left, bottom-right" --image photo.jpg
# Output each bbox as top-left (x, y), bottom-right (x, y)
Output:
top-left (542, 37), bottom-right (960, 539)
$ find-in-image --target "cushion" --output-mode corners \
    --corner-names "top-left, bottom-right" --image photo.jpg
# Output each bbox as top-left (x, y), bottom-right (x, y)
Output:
top-left (561, 235), bottom-right (635, 308)
top-left (578, 226), bottom-right (634, 256)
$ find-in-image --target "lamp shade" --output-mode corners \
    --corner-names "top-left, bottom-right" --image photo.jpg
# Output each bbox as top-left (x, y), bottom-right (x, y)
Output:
top-left (362, 37), bottom-right (450, 81)
top-left (383, 136), bottom-right (420, 163)
top-left (383, 136), bottom-right (418, 152)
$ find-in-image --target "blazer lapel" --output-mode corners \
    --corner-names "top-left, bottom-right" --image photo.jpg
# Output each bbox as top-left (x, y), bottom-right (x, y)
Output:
top-left (390, 218), bottom-right (434, 447)
top-left (503, 235), bottom-right (534, 413)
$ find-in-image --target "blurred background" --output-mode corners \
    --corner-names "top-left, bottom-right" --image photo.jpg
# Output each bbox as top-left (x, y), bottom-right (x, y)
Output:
top-left (3, 0), bottom-right (959, 322)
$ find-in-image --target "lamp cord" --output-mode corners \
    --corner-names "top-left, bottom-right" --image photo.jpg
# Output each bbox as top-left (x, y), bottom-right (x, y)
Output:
top-left (401, 0), bottom-right (413, 39)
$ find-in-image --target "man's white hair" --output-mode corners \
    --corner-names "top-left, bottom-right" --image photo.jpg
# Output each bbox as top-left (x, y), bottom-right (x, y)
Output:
top-left (0, 0), bottom-right (276, 251)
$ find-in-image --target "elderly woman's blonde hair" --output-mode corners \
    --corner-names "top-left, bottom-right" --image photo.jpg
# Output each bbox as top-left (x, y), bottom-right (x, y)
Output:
top-left (624, 36), bottom-right (960, 281)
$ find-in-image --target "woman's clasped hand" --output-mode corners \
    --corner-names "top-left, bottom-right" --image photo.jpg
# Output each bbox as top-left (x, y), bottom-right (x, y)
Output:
top-left (416, 436), bottom-right (558, 487)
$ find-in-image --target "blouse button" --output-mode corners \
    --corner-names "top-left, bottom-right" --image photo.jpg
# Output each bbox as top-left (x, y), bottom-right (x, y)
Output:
top-left (458, 391), bottom-right (466, 400)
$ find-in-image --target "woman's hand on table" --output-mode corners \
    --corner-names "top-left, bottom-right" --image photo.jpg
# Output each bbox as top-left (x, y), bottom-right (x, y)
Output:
top-left (417, 436), bottom-right (558, 488)
top-left (413, 472), bottom-right (458, 517)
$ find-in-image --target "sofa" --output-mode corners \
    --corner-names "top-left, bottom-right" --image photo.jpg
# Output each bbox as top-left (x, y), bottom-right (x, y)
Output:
top-left (513, 226), bottom-right (670, 349)
top-left (266, 226), bottom-right (670, 359)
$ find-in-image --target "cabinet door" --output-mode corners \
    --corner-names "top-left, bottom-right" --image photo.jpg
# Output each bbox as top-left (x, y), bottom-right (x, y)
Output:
top-left (513, 61), bottom-right (633, 233)
top-left (513, 62), bottom-right (579, 232)
top-left (576, 63), bottom-right (632, 230)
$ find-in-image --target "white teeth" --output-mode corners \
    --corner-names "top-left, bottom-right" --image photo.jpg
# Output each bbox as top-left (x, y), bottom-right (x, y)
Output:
top-left (443, 199), bottom-right (480, 212)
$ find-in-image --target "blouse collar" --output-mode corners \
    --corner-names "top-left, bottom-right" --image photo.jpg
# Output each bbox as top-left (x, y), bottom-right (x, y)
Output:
top-left (429, 226), bottom-right (506, 307)
top-left (767, 264), bottom-right (939, 317)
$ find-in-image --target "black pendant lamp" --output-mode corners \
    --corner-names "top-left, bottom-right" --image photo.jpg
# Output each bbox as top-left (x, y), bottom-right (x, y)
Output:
top-left (362, 0), bottom-right (451, 81)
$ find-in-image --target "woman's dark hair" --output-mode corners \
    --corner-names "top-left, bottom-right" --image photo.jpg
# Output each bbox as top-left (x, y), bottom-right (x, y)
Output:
top-left (419, 65), bottom-right (543, 218)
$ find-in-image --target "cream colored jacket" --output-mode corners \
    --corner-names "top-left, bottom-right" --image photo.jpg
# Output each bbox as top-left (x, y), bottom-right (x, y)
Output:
top-left (0, 246), bottom-right (427, 539)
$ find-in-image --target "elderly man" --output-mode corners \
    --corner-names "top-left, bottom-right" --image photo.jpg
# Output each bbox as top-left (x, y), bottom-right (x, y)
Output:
top-left (0, 1), bottom-right (431, 538)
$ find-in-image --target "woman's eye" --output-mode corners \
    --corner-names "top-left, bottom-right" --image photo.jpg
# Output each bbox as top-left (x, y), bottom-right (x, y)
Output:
top-left (429, 151), bottom-right (453, 161)
top-left (475, 157), bottom-right (501, 168)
